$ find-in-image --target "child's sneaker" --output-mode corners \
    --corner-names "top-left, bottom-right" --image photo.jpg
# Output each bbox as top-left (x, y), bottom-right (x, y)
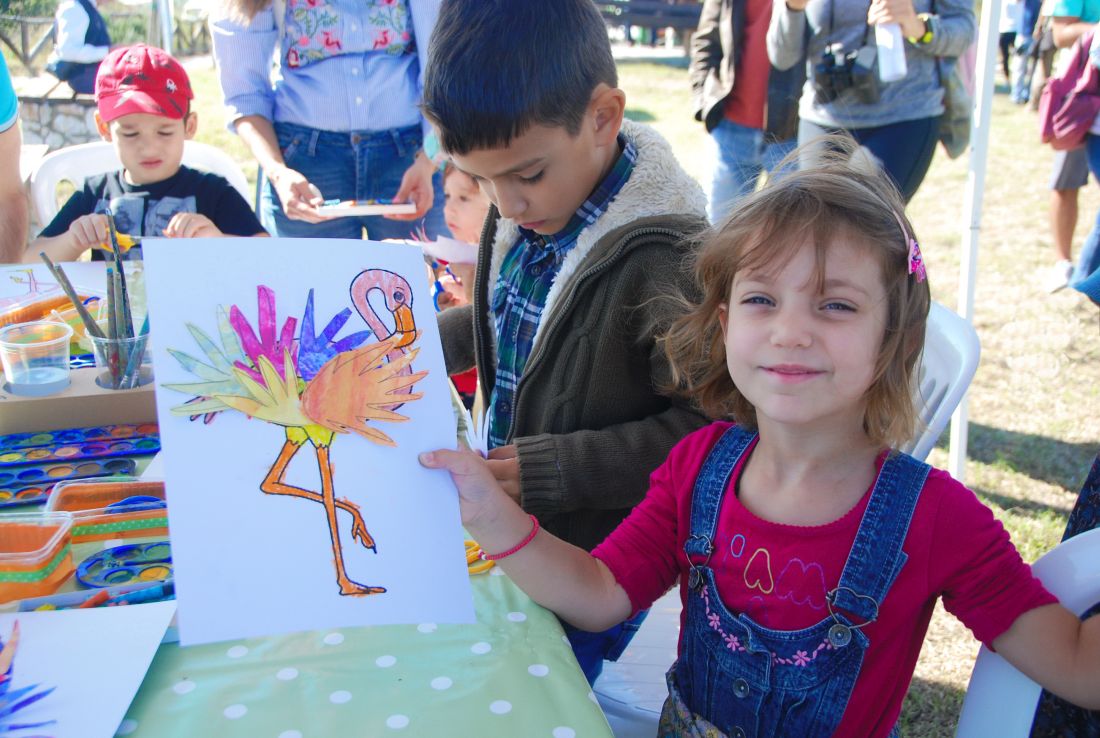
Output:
top-left (1041, 259), bottom-right (1075, 292)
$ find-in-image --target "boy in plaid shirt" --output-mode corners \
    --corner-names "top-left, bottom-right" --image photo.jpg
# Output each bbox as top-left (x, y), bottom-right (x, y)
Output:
top-left (427, 0), bottom-right (708, 682)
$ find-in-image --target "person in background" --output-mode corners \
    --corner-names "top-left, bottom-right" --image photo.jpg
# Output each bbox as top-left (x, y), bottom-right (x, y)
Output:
top-left (1043, 0), bottom-right (1099, 291)
top-left (435, 163), bottom-right (490, 408)
top-left (46, 0), bottom-right (110, 95)
top-left (1001, 0), bottom-right (1021, 81)
top-left (210, 0), bottom-right (447, 241)
top-left (0, 55), bottom-right (28, 263)
top-left (690, 0), bottom-right (803, 222)
top-left (1010, 0), bottom-right (1043, 103)
top-left (30, 44), bottom-right (266, 264)
top-left (768, 0), bottom-right (976, 202)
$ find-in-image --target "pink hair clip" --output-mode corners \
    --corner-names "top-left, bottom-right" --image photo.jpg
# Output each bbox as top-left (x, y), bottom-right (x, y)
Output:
top-left (908, 238), bottom-right (926, 283)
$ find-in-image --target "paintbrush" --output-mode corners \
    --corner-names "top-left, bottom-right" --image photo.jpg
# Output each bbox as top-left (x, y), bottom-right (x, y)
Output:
top-left (105, 265), bottom-right (120, 388)
top-left (119, 314), bottom-right (150, 388)
top-left (104, 211), bottom-right (134, 339)
top-left (37, 253), bottom-right (105, 340)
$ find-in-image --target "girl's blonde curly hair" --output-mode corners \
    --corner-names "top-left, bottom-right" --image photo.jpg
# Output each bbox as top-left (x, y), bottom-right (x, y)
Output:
top-left (662, 141), bottom-right (931, 449)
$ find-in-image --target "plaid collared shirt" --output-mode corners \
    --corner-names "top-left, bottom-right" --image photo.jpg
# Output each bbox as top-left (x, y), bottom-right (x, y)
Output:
top-left (487, 135), bottom-right (637, 448)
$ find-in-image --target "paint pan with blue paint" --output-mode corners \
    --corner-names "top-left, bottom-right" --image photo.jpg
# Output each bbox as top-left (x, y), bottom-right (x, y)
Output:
top-left (76, 541), bottom-right (172, 588)
top-left (0, 458), bottom-right (137, 508)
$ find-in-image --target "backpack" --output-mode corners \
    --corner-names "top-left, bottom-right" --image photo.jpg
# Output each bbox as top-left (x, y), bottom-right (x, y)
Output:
top-left (1039, 30), bottom-right (1100, 151)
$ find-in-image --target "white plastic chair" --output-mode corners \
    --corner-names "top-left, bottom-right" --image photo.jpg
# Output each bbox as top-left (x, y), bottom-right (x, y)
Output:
top-left (594, 301), bottom-right (982, 738)
top-left (956, 527), bottom-right (1100, 736)
top-left (901, 301), bottom-right (982, 462)
top-left (30, 140), bottom-right (252, 223)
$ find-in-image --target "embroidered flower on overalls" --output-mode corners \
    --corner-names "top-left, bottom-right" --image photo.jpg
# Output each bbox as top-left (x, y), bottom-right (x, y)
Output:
top-left (723, 633), bottom-right (742, 651)
top-left (792, 650), bottom-right (811, 666)
top-left (707, 612), bottom-right (721, 630)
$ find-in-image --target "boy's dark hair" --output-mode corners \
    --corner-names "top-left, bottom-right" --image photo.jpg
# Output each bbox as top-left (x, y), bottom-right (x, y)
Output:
top-left (423, 0), bottom-right (618, 155)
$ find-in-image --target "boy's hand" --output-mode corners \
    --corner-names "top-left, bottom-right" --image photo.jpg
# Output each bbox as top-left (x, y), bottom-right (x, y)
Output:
top-left (487, 444), bottom-right (521, 503)
top-left (419, 448), bottom-right (517, 529)
top-left (68, 213), bottom-right (110, 254)
top-left (388, 153), bottom-right (436, 221)
top-left (163, 213), bottom-right (223, 239)
top-left (269, 165), bottom-right (332, 223)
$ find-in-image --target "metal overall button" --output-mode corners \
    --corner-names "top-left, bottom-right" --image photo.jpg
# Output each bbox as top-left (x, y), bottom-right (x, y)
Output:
top-left (828, 623), bottom-right (852, 648)
top-left (825, 586), bottom-right (879, 649)
top-left (686, 534), bottom-right (714, 590)
top-left (732, 678), bottom-right (750, 698)
top-left (732, 727), bottom-right (747, 738)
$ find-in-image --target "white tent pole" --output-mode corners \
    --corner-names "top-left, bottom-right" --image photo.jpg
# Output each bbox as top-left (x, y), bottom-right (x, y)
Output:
top-left (158, 0), bottom-right (174, 53)
top-left (948, 0), bottom-right (1001, 481)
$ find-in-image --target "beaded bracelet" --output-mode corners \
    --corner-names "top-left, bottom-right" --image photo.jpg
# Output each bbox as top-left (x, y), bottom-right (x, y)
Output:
top-left (479, 514), bottom-right (540, 561)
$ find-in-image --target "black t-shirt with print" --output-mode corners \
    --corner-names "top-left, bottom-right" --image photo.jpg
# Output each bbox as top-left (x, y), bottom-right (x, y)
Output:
top-left (39, 165), bottom-right (265, 259)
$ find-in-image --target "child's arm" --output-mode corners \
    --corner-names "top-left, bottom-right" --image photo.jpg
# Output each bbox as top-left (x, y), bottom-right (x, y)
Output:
top-left (993, 605), bottom-right (1100, 709)
top-left (25, 213), bottom-right (107, 263)
top-left (420, 448), bottom-right (634, 632)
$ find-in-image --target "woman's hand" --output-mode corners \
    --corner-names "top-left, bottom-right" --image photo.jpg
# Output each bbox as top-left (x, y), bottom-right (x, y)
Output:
top-left (268, 164), bottom-right (332, 223)
top-left (868, 0), bottom-right (924, 40)
top-left (388, 152), bottom-right (436, 221)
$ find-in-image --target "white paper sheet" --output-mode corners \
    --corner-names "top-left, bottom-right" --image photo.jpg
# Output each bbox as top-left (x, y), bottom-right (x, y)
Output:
top-left (143, 238), bottom-right (474, 645)
top-left (0, 602), bottom-right (175, 738)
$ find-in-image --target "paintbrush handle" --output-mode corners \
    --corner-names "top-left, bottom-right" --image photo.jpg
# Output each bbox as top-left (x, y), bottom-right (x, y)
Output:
top-left (38, 253), bottom-right (105, 339)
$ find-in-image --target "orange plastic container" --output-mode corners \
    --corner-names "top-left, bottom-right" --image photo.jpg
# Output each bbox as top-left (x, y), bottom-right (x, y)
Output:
top-left (45, 478), bottom-right (168, 543)
top-left (0, 511), bottom-right (74, 603)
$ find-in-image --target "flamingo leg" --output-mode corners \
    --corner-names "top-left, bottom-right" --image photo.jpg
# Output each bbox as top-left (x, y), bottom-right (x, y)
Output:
top-left (259, 438), bottom-right (377, 551)
top-left (316, 445), bottom-right (386, 596)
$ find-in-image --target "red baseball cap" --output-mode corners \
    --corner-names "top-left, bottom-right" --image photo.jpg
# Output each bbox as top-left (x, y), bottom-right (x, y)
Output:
top-left (95, 44), bottom-right (194, 123)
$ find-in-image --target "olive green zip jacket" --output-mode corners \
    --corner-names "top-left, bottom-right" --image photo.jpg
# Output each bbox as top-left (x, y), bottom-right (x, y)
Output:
top-left (438, 120), bottom-right (709, 551)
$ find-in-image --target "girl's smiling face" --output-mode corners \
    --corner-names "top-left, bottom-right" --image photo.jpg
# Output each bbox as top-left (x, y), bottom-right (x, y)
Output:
top-left (719, 235), bottom-right (889, 436)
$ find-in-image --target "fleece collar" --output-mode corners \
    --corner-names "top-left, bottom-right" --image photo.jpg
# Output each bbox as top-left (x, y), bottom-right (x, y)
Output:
top-left (485, 119), bottom-right (706, 351)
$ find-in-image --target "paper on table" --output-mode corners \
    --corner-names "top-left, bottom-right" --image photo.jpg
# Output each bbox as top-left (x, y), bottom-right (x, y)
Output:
top-left (0, 601), bottom-right (176, 738)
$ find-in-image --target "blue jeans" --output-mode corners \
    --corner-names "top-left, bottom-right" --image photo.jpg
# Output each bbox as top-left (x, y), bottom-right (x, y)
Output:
top-left (1011, 36), bottom-right (1034, 104)
top-left (799, 116), bottom-right (940, 203)
top-left (262, 122), bottom-right (448, 240)
top-left (709, 118), bottom-right (796, 223)
top-left (561, 608), bottom-right (649, 685)
top-left (1071, 135), bottom-right (1100, 301)
top-left (665, 425), bottom-right (929, 735)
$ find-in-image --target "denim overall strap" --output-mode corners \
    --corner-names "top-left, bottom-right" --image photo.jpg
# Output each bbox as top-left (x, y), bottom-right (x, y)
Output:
top-left (683, 425), bottom-right (757, 589)
top-left (829, 451), bottom-right (931, 626)
top-left (75, 0), bottom-right (111, 48)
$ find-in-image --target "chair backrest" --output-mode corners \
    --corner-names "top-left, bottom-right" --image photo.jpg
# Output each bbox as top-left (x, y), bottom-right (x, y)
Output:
top-left (30, 140), bottom-right (252, 224)
top-left (593, 302), bottom-right (982, 738)
top-left (901, 301), bottom-right (982, 462)
top-left (955, 527), bottom-right (1100, 736)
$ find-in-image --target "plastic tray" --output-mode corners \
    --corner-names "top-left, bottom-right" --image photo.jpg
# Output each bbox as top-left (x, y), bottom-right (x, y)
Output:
top-left (0, 511), bottom-right (74, 603)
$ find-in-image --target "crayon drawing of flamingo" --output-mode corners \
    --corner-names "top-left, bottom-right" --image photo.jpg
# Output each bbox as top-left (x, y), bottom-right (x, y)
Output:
top-left (163, 270), bottom-right (426, 596)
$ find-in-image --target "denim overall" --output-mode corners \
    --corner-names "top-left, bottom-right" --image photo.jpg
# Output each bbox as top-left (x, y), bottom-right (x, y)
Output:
top-left (658, 425), bottom-right (929, 738)
top-left (55, 0), bottom-right (110, 94)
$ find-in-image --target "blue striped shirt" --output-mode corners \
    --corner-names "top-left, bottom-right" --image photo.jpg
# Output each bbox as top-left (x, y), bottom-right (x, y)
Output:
top-left (487, 136), bottom-right (638, 448)
top-left (209, 0), bottom-right (439, 136)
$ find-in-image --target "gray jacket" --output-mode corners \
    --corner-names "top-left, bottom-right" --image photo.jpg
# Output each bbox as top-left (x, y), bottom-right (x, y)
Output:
top-left (767, 0), bottom-right (975, 128)
top-left (691, 0), bottom-right (805, 139)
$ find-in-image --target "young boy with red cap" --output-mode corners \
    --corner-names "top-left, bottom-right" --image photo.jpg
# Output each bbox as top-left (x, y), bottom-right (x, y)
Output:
top-left (28, 43), bottom-right (265, 263)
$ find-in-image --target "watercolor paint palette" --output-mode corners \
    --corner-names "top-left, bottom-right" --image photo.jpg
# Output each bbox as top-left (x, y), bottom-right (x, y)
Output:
top-left (0, 436), bottom-right (160, 468)
top-left (0, 422), bottom-right (159, 452)
top-left (0, 459), bottom-right (137, 507)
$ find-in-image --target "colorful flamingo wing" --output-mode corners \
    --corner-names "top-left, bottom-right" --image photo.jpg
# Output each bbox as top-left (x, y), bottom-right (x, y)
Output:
top-left (0, 621), bottom-right (56, 732)
top-left (298, 289), bottom-right (372, 382)
top-left (229, 286), bottom-right (299, 384)
top-left (163, 318), bottom-right (249, 418)
top-left (214, 349), bottom-right (311, 428)
top-left (301, 339), bottom-right (427, 445)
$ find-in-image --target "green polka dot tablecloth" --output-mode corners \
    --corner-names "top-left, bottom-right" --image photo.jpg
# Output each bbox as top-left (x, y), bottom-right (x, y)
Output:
top-left (117, 567), bottom-right (613, 737)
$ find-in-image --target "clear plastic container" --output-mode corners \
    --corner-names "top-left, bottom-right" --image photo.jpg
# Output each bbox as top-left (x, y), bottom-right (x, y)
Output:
top-left (0, 511), bottom-right (74, 604)
top-left (46, 477), bottom-right (167, 543)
